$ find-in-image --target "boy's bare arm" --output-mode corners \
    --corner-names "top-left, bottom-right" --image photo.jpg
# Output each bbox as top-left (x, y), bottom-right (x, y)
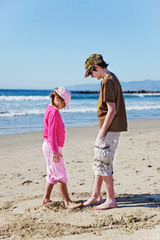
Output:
top-left (99, 102), bottom-right (116, 139)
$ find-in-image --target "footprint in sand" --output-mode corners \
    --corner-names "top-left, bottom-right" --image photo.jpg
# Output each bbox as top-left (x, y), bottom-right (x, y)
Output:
top-left (22, 180), bottom-right (33, 185)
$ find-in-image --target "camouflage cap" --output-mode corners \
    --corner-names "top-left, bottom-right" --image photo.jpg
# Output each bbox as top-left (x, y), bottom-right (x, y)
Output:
top-left (84, 54), bottom-right (104, 78)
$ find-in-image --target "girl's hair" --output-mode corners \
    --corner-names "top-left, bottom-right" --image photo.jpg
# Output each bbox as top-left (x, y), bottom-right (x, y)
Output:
top-left (50, 88), bottom-right (64, 106)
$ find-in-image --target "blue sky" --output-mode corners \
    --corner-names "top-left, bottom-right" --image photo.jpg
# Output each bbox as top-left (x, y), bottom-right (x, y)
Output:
top-left (0, 0), bottom-right (160, 89)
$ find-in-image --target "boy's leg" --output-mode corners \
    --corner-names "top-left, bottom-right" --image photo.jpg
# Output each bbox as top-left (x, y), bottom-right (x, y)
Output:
top-left (41, 182), bottom-right (54, 206)
top-left (93, 175), bottom-right (117, 210)
top-left (92, 132), bottom-right (120, 210)
top-left (58, 181), bottom-right (82, 208)
top-left (83, 175), bottom-right (103, 206)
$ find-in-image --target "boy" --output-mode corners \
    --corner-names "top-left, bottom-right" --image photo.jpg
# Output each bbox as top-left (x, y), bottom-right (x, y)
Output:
top-left (84, 54), bottom-right (127, 210)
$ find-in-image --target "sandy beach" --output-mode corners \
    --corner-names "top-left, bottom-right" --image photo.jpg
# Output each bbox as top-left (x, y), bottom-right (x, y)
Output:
top-left (0, 119), bottom-right (160, 240)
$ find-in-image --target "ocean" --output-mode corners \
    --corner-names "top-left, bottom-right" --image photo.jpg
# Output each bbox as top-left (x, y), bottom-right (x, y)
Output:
top-left (0, 89), bottom-right (160, 135)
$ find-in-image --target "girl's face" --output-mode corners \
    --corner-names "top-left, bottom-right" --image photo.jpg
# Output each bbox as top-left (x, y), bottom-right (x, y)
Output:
top-left (55, 96), bottom-right (65, 109)
top-left (59, 99), bottom-right (65, 109)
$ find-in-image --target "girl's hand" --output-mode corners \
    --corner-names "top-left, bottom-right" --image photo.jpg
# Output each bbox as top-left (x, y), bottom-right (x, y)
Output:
top-left (53, 152), bottom-right (62, 163)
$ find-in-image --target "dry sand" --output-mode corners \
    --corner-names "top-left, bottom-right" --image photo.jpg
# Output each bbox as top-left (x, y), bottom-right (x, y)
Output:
top-left (0, 119), bottom-right (160, 240)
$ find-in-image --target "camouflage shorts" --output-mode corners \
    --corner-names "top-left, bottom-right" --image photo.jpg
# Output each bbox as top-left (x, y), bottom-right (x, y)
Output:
top-left (92, 132), bottom-right (120, 176)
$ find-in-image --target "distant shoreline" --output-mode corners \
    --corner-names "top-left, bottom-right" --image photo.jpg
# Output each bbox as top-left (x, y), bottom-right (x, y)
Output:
top-left (72, 90), bottom-right (160, 94)
top-left (1, 89), bottom-right (160, 94)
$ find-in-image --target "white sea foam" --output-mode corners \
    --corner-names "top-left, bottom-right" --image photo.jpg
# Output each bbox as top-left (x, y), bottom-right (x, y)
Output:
top-left (0, 109), bottom-right (46, 117)
top-left (0, 93), bottom-right (158, 102)
top-left (1, 104), bottom-right (160, 117)
top-left (0, 96), bottom-right (49, 101)
top-left (124, 93), bottom-right (160, 97)
top-left (0, 107), bottom-right (97, 117)
top-left (126, 105), bottom-right (160, 111)
top-left (62, 107), bottom-right (97, 113)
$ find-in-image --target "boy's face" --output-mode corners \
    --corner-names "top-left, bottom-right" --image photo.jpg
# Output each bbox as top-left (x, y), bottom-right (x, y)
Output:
top-left (90, 65), bottom-right (102, 80)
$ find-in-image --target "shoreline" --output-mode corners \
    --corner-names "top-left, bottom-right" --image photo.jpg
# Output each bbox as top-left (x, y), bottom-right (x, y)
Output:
top-left (0, 118), bottom-right (160, 239)
top-left (0, 118), bottom-right (160, 136)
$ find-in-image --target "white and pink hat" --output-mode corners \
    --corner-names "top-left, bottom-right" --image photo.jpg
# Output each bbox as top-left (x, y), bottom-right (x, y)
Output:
top-left (55, 87), bottom-right (71, 109)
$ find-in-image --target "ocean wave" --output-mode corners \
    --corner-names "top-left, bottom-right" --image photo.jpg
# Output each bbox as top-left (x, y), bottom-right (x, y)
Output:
top-left (0, 95), bottom-right (49, 101)
top-left (1, 104), bottom-right (160, 117)
top-left (126, 105), bottom-right (160, 110)
top-left (62, 107), bottom-right (97, 113)
top-left (0, 109), bottom-right (45, 117)
top-left (0, 107), bottom-right (97, 117)
top-left (0, 93), bottom-right (160, 102)
top-left (65, 104), bottom-right (160, 113)
top-left (124, 93), bottom-right (160, 98)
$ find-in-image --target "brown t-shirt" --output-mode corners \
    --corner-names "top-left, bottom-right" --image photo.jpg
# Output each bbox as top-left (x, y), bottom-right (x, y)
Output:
top-left (97, 72), bottom-right (127, 132)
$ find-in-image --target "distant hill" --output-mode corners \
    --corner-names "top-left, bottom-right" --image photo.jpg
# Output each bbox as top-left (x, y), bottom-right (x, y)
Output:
top-left (67, 80), bottom-right (160, 92)
top-left (121, 80), bottom-right (160, 91)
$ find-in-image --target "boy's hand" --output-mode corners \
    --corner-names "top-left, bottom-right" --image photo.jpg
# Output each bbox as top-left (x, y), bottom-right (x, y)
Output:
top-left (53, 152), bottom-right (62, 163)
top-left (99, 129), bottom-right (105, 139)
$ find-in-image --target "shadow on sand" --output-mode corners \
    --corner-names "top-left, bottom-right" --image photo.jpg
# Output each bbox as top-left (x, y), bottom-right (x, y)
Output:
top-left (116, 193), bottom-right (160, 208)
top-left (82, 194), bottom-right (160, 208)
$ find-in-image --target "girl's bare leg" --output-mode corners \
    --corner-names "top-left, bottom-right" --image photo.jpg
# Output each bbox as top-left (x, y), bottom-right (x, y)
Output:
top-left (58, 182), bottom-right (82, 208)
top-left (93, 175), bottom-right (117, 210)
top-left (83, 175), bottom-right (102, 206)
top-left (41, 182), bottom-right (54, 206)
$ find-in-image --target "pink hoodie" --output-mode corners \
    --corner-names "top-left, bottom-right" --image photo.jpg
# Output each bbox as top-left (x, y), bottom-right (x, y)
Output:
top-left (44, 105), bottom-right (65, 153)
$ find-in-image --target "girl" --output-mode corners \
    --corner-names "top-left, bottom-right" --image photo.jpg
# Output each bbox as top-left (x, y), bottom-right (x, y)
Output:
top-left (42, 87), bottom-right (81, 208)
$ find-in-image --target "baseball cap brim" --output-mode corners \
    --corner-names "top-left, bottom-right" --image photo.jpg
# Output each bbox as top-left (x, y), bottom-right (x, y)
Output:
top-left (84, 69), bottom-right (90, 78)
